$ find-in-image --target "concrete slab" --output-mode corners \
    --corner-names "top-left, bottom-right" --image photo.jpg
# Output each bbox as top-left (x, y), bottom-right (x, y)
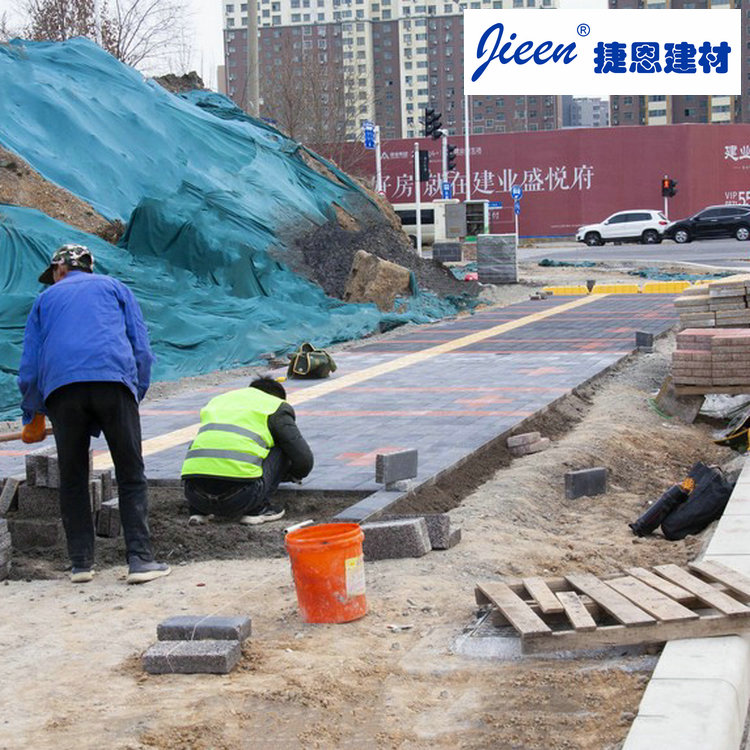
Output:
top-left (702, 516), bottom-right (750, 555)
top-left (624, 677), bottom-right (743, 750)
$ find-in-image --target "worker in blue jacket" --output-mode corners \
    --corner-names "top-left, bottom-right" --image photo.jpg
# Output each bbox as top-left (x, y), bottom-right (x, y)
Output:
top-left (18, 244), bottom-right (170, 585)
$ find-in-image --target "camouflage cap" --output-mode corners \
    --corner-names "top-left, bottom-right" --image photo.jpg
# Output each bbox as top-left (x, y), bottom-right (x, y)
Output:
top-left (39, 244), bottom-right (95, 285)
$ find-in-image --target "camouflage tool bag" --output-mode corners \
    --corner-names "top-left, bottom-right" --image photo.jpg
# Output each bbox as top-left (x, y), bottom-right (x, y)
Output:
top-left (287, 342), bottom-right (337, 379)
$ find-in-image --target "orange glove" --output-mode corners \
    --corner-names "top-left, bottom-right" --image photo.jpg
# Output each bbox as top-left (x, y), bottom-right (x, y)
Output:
top-left (21, 413), bottom-right (47, 444)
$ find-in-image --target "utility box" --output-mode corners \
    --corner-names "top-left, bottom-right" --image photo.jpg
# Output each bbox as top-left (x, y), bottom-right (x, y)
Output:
top-left (465, 200), bottom-right (489, 239)
top-left (433, 199), bottom-right (464, 241)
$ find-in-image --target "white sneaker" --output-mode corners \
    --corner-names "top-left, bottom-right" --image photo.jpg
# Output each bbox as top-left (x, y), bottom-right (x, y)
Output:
top-left (70, 568), bottom-right (95, 583)
top-left (188, 514), bottom-right (214, 525)
top-left (239, 507), bottom-right (285, 525)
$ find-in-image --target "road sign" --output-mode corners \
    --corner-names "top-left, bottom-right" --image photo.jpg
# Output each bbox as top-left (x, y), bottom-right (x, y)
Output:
top-left (362, 122), bottom-right (375, 149)
top-left (514, 200), bottom-right (521, 215)
top-left (511, 185), bottom-right (523, 200)
top-left (488, 201), bottom-right (502, 208)
top-left (442, 181), bottom-right (452, 199)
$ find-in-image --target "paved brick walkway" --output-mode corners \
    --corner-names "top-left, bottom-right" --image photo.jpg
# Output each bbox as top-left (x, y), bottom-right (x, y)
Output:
top-left (0, 294), bottom-right (677, 520)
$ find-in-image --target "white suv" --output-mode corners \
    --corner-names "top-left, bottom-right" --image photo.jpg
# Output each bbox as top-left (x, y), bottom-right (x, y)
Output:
top-left (576, 210), bottom-right (669, 246)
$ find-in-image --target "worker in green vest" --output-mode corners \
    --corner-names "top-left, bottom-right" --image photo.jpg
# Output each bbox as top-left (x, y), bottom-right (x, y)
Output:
top-left (181, 377), bottom-right (313, 525)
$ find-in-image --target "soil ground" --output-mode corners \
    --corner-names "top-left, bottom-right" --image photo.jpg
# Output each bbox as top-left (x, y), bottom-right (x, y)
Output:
top-left (1, 314), bottom-right (740, 750)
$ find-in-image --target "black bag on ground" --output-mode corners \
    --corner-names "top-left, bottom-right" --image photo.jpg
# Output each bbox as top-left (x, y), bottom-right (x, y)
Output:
top-left (287, 342), bottom-right (337, 379)
top-left (629, 483), bottom-right (690, 537)
top-left (660, 462), bottom-right (733, 541)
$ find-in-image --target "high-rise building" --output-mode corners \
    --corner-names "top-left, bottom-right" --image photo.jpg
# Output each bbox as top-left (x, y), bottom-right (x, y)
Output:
top-left (562, 96), bottom-right (610, 128)
top-left (221, 0), bottom-right (562, 143)
top-left (608, 0), bottom-right (744, 126)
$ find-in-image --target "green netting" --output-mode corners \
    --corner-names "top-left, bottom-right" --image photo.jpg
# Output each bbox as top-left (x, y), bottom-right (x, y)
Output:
top-left (0, 205), bottom-right (390, 419)
top-left (0, 39), bottom-right (474, 420)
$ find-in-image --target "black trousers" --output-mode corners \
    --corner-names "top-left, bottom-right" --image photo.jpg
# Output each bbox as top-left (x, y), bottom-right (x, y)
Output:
top-left (184, 446), bottom-right (288, 519)
top-left (45, 381), bottom-right (154, 569)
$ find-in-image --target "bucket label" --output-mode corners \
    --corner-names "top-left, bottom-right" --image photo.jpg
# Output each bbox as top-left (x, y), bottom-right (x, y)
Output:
top-left (345, 555), bottom-right (366, 597)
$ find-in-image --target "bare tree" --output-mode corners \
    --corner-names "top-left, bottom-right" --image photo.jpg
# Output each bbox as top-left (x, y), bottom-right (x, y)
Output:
top-left (20, 0), bottom-right (190, 70)
top-left (258, 41), bottom-right (381, 172)
top-left (0, 13), bottom-right (10, 41)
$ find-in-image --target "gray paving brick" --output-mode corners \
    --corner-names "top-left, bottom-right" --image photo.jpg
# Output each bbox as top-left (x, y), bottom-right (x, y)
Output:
top-left (375, 450), bottom-right (418, 485)
top-left (565, 467), bottom-right (608, 500)
top-left (507, 432), bottom-right (541, 448)
top-left (361, 517), bottom-right (431, 560)
top-left (510, 437), bottom-right (551, 456)
top-left (380, 513), bottom-right (454, 549)
top-left (16, 485), bottom-right (60, 519)
top-left (7, 518), bottom-right (63, 549)
top-left (157, 615), bottom-right (252, 642)
top-left (96, 498), bottom-right (121, 538)
top-left (97, 470), bottom-right (114, 502)
top-left (142, 639), bottom-right (242, 674)
top-left (636, 331), bottom-right (654, 352)
top-left (24, 446), bottom-right (56, 486)
top-left (0, 477), bottom-right (20, 516)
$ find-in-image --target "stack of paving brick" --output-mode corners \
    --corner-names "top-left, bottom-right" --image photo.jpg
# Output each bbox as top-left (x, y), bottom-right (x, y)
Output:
top-left (672, 328), bottom-right (750, 390)
top-left (674, 277), bottom-right (750, 330)
top-left (7, 446), bottom-right (119, 551)
top-left (361, 513), bottom-right (461, 560)
top-left (507, 432), bottom-right (550, 456)
top-left (143, 615), bottom-right (252, 674)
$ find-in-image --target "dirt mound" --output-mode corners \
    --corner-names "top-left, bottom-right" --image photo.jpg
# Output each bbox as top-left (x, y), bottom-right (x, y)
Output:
top-left (292, 219), bottom-right (479, 300)
top-left (0, 145), bottom-right (112, 236)
top-left (152, 71), bottom-right (206, 93)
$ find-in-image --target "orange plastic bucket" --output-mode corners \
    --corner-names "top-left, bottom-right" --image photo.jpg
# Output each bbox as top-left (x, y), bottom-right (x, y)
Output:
top-left (285, 523), bottom-right (366, 623)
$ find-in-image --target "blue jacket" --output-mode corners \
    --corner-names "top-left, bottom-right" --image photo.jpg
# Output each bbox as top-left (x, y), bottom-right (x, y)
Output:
top-left (18, 271), bottom-right (154, 424)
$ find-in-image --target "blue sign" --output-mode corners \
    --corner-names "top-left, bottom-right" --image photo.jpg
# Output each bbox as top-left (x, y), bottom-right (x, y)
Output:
top-left (511, 185), bottom-right (523, 200)
top-left (488, 201), bottom-right (502, 208)
top-left (362, 122), bottom-right (375, 149)
top-left (514, 200), bottom-right (521, 215)
top-left (442, 181), bottom-right (452, 199)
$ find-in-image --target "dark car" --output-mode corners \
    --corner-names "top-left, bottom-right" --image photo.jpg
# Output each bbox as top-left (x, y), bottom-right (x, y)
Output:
top-left (665, 205), bottom-right (750, 243)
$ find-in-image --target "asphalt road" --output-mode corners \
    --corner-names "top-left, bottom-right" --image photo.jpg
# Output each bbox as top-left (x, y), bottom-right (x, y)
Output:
top-left (520, 238), bottom-right (750, 270)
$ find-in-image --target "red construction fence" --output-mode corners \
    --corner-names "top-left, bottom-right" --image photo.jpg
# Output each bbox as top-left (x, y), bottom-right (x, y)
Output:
top-left (318, 123), bottom-right (750, 237)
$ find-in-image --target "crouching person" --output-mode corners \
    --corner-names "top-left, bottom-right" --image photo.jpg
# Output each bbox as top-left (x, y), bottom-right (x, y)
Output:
top-left (181, 377), bottom-right (313, 525)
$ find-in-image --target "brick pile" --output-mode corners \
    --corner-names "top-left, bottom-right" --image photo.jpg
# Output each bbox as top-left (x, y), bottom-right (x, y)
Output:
top-left (6, 447), bottom-right (119, 551)
top-left (672, 328), bottom-right (750, 390)
top-left (143, 615), bottom-right (252, 674)
top-left (507, 431), bottom-right (550, 456)
top-left (674, 277), bottom-right (750, 330)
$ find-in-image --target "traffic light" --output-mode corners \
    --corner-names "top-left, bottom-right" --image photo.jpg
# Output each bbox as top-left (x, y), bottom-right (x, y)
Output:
top-left (662, 176), bottom-right (678, 197)
top-left (446, 143), bottom-right (457, 171)
top-left (424, 108), bottom-right (442, 139)
top-left (418, 149), bottom-right (430, 181)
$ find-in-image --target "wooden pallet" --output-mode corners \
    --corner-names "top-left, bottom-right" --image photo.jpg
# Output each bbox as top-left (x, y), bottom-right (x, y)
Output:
top-left (475, 561), bottom-right (750, 654)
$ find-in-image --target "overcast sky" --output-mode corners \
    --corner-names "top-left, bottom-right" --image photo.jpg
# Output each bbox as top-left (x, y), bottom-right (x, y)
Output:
top-left (0, 0), bottom-right (224, 86)
top-left (0, 0), bottom-right (605, 90)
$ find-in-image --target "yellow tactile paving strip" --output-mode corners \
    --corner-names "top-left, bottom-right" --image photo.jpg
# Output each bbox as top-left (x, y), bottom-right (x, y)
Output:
top-left (93, 294), bottom-right (603, 471)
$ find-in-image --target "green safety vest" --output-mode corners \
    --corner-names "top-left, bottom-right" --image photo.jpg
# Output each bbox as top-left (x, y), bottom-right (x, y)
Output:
top-left (181, 387), bottom-right (280, 481)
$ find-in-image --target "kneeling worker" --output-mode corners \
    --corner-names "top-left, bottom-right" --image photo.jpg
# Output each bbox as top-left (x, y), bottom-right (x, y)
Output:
top-left (181, 377), bottom-right (313, 525)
